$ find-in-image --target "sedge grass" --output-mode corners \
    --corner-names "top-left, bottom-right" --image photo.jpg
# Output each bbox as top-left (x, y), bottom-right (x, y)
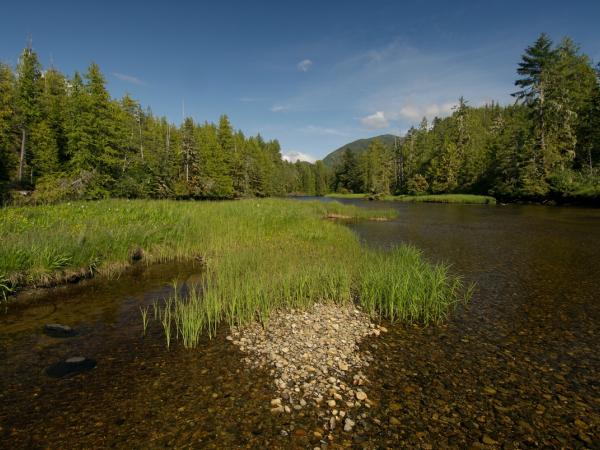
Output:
top-left (1, 198), bottom-right (472, 348)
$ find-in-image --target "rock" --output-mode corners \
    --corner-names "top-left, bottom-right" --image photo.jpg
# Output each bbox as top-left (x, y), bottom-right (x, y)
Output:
top-left (43, 323), bottom-right (76, 338)
top-left (46, 356), bottom-right (96, 377)
top-left (229, 302), bottom-right (382, 427)
top-left (270, 406), bottom-right (285, 414)
top-left (482, 435), bottom-right (497, 445)
top-left (343, 418), bottom-right (355, 432)
top-left (483, 386), bottom-right (497, 395)
top-left (389, 417), bottom-right (400, 426)
top-left (355, 391), bottom-right (367, 401)
top-left (389, 402), bottom-right (402, 411)
top-left (130, 246), bottom-right (144, 261)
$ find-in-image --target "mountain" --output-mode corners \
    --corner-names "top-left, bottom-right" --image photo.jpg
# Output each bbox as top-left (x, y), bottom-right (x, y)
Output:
top-left (322, 134), bottom-right (401, 167)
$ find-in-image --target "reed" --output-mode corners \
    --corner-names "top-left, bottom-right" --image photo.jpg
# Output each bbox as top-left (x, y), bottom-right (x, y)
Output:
top-left (140, 306), bottom-right (149, 336)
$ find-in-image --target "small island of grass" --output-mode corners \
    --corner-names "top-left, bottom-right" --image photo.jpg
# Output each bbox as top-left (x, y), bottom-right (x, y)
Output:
top-left (326, 193), bottom-right (497, 205)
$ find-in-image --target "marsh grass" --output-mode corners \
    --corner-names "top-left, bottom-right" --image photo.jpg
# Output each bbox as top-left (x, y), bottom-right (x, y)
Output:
top-left (0, 198), bottom-right (393, 298)
top-left (358, 246), bottom-right (473, 324)
top-left (326, 193), bottom-right (497, 205)
top-left (1, 198), bottom-right (472, 346)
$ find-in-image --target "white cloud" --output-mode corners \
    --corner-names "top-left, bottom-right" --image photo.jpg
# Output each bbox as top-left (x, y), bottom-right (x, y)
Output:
top-left (270, 104), bottom-right (289, 112)
top-left (297, 59), bottom-right (313, 72)
top-left (282, 151), bottom-right (316, 164)
top-left (112, 72), bottom-right (147, 86)
top-left (360, 111), bottom-right (389, 129)
top-left (398, 102), bottom-right (456, 121)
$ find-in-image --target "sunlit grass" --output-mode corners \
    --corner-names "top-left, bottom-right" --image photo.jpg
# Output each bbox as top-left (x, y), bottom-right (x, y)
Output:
top-left (326, 193), bottom-right (497, 205)
top-left (1, 198), bottom-right (472, 347)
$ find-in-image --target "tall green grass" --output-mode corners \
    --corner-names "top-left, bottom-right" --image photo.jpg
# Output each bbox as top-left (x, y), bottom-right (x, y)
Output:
top-left (358, 246), bottom-right (472, 324)
top-left (1, 199), bottom-right (471, 346)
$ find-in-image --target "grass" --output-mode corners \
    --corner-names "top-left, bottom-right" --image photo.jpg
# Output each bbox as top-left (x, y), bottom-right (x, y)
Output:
top-left (326, 193), bottom-right (497, 205)
top-left (1, 198), bottom-right (471, 347)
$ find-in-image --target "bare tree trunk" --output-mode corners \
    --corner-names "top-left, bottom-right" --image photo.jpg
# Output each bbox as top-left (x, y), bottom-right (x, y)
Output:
top-left (185, 147), bottom-right (189, 183)
top-left (165, 125), bottom-right (170, 155)
top-left (138, 116), bottom-right (143, 159)
top-left (18, 128), bottom-right (26, 182)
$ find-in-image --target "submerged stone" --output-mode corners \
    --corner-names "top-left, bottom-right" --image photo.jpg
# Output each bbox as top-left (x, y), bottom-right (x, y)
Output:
top-left (44, 323), bottom-right (76, 338)
top-left (46, 356), bottom-right (97, 378)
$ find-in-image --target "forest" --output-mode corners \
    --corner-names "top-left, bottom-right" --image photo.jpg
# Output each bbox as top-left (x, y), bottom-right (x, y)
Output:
top-left (0, 47), bottom-right (328, 204)
top-left (332, 34), bottom-right (600, 203)
top-left (1, 33), bottom-right (599, 204)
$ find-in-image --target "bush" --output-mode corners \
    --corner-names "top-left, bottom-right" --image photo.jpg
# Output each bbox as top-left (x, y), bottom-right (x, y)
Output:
top-left (406, 174), bottom-right (429, 195)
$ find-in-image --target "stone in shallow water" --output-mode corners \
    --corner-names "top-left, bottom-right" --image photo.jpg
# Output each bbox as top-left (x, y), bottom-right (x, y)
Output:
top-left (43, 323), bottom-right (76, 338)
top-left (46, 356), bottom-right (97, 378)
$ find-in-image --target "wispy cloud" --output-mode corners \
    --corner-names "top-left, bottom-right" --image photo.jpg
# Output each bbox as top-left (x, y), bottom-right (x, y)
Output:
top-left (360, 111), bottom-right (389, 129)
top-left (270, 104), bottom-right (289, 112)
top-left (282, 151), bottom-right (316, 163)
top-left (112, 72), bottom-right (147, 86)
top-left (297, 59), bottom-right (313, 72)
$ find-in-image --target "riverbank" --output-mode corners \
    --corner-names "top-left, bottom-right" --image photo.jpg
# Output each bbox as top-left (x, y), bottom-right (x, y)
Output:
top-left (325, 193), bottom-right (497, 205)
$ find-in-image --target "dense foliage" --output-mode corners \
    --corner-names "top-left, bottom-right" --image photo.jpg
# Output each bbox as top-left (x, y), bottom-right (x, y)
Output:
top-left (332, 34), bottom-right (600, 202)
top-left (0, 46), bottom-right (324, 203)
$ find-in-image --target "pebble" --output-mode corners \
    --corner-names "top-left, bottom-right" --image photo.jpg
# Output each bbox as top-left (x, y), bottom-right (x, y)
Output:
top-left (343, 418), bottom-right (355, 432)
top-left (228, 302), bottom-right (380, 431)
top-left (355, 391), bottom-right (367, 401)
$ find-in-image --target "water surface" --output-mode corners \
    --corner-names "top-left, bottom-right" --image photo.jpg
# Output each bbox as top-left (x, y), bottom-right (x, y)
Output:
top-left (1, 201), bottom-right (599, 448)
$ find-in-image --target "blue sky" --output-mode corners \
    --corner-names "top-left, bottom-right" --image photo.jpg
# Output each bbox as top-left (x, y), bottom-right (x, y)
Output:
top-left (2, 1), bottom-right (600, 161)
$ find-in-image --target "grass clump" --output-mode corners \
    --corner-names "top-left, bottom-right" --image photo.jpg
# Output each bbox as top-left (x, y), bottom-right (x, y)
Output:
top-left (358, 246), bottom-right (472, 324)
top-left (326, 193), bottom-right (497, 205)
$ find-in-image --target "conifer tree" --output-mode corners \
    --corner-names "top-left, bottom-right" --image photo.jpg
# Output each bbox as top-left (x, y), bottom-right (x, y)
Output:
top-left (15, 44), bottom-right (42, 183)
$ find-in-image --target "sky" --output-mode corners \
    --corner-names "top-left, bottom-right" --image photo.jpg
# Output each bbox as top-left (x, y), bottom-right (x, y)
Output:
top-left (1, 1), bottom-right (600, 162)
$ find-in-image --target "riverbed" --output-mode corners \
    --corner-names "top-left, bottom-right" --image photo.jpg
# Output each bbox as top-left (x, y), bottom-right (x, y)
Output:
top-left (1, 201), bottom-right (599, 448)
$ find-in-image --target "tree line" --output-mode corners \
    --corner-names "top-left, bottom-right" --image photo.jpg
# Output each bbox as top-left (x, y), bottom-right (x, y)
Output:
top-left (0, 45), bottom-right (326, 203)
top-left (332, 34), bottom-right (600, 202)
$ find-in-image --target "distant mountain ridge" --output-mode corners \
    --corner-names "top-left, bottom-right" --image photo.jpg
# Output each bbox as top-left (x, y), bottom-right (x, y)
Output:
top-left (322, 134), bottom-right (401, 167)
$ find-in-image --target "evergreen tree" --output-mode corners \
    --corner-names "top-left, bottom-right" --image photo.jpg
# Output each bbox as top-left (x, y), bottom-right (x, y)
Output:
top-left (15, 44), bottom-right (42, 183)
top-left (0, 63), bottom-right (17, 183)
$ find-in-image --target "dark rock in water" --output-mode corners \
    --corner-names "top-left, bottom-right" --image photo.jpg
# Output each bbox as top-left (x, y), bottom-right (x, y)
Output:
top-left (131, 246), bottom-right (144, 262)
top-left (44, 323), bottom-right (76, 338)
top-left (46, 356), bottom-right (97, 378)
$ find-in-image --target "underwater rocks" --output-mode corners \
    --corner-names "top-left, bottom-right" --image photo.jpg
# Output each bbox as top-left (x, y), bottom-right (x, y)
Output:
top-left (228, 302), bottom-right (386, 436)
top-left (46, 356), bottom-right (97, 378)
top-left (43, 323), bottom-right (76, 338)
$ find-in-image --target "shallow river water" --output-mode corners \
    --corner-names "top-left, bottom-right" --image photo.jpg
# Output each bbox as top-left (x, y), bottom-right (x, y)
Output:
top-left (1, 201), bottom-right (599, 449)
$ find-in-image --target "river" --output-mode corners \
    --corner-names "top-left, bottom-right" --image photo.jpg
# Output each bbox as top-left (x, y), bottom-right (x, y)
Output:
top-left (1, 200), bottom-right (598, 448)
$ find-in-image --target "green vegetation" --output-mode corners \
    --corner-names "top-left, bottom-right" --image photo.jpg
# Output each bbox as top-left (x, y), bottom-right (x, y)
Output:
top-left (0, 46), bottom-right (325, 203)
top-left (0, 199), bottom-right (470, 345)
top-left (326, 193), bottom-right (497, 204)
top-left (358, 246), bottom-right (473, 324)
top-left (322, 134), bottom-right (400, 167)
top-left (328, 34), bottom-right (600, 204)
